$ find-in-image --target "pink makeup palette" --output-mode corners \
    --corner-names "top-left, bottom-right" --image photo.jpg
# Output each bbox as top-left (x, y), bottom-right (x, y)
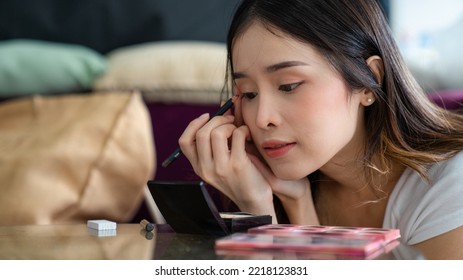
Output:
top-left (248, 224), bottom-right (400, 243)
top-left (215, 224), bottom-right (401, 257)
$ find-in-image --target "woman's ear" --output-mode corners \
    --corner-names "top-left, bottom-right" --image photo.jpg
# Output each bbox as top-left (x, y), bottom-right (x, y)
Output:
top-left (366, 55), bottom-right (384, 86)
top-left (358, 56), bottom-right (384, 106)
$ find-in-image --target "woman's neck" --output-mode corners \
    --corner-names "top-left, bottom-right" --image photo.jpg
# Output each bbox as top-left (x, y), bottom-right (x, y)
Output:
top-left (314, 157), bottom-right (405, 227)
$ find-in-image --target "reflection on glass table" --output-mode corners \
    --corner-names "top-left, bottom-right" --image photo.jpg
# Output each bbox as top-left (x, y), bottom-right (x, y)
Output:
top-left (0, 223), bottom-right (424, 260)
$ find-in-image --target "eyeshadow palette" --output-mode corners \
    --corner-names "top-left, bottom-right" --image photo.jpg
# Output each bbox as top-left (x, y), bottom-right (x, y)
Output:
top-left (215, 224), bottom-right (400, 257)
top-left (216, 240), bottom-right (400, 260)
top-left (248, 224), bottom-right (400, 243)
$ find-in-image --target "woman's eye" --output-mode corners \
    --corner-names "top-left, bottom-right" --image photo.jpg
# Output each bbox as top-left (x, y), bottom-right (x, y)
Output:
top-left (243, 92), bottom-right (257, 99)
top-left (279, 82), bottom-right (302, 92)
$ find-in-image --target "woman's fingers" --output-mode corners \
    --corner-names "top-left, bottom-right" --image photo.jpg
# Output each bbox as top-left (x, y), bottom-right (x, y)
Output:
top-left (178, 113), bottom-right (210, 166)
top-left (232, 94), bottom-right (244, 127)
top-left (195, 114), bottom-right (234, 168)
top-left (230, 125), bottom-right (251, 161)
top-left (249, 153), bottom-right (275, 183)
top-left (179, 113), bottom-right (236, 177)
top-left (210, 122), bottom-right (236, 171)
top-left (234, 127), bottom-right (276, 184)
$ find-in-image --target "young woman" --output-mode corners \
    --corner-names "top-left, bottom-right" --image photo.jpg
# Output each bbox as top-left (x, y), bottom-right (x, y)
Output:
top-left (179, 0), bottom-right (463, 259)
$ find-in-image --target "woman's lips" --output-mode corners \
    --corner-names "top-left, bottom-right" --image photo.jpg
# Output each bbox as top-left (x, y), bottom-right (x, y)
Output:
top-left (261, 141), bottom-right (296, 158)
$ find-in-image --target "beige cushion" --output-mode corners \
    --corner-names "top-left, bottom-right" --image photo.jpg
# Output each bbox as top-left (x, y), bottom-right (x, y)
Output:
top-left (0, 91), bottom-right (155, 225)
top-left (93, 41), bottom-right (227, 104)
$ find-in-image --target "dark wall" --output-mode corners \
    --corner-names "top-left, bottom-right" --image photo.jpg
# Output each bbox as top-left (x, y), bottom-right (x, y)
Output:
top-left (0, 0), bottom-right (240, 53)
top-left (154, 1), bottom-right (240, 42)
top-left (0, 0), bottom-right (390, 53)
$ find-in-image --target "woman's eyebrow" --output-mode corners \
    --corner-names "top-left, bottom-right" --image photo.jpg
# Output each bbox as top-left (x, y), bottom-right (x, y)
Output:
top-left (233, 60), bottom-right (309, 79)
top-left (266, 60), bottom-right (309, 72)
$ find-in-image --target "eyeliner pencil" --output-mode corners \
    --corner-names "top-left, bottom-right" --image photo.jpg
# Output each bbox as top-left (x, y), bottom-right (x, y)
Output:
top-left (161, 98), bottom-right (234, 167)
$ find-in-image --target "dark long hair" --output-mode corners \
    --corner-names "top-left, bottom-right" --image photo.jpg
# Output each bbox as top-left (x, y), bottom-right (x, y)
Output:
top-left (226, 0), bottom-right (463, 189)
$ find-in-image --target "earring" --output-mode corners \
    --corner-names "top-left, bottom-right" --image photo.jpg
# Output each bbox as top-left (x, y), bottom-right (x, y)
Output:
top-left (367, 98), bottom-right (373, 103)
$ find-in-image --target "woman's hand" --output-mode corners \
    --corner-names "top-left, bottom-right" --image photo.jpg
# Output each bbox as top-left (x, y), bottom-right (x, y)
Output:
top-left (249, 152), bottom-right (319, 225)
top-left (178, 111), bottom-right (276, 218)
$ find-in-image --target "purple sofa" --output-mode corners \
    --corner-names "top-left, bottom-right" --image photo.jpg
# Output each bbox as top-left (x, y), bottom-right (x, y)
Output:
top-left (428, 90), bottom-right (463, 111)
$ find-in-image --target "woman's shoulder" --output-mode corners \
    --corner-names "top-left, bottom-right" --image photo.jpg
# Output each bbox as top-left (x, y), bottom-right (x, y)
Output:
top-left (442, 150), bottom-right (463, 164)
top-left (386, 150), bottom-right (463, 244)
top-left (396, 150), bottom-right (463, 192)
top-left (430, 150), bottom-right (463, 182)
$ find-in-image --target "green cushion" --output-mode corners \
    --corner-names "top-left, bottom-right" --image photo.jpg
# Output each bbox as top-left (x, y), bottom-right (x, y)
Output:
top-left (0, 39), bottom-right (107, 96)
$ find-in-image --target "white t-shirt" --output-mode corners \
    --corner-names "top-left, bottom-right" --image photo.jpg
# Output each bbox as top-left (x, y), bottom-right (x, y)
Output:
top-left (383, 151), bottom-right (463, 246)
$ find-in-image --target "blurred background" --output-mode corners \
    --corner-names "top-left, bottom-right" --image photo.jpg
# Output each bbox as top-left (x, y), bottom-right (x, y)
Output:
top-left (390, 0), bottom-right (463, 93)
top-left (0, 0), bottom-right (461, 94)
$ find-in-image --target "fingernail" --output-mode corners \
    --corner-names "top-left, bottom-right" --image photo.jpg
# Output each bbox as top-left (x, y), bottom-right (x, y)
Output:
top-left (200, 113), bottom-right (210, 119)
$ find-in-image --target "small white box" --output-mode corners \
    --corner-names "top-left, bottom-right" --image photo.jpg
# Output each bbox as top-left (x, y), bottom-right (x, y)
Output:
top-left (87, 219), bottom-right (117, 231)
top-left (87, 228), bottom-right (117, 237)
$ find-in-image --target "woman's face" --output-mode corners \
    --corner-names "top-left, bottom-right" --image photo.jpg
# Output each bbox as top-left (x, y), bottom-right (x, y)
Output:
top-left (232, 22), bottom-right (366, 180)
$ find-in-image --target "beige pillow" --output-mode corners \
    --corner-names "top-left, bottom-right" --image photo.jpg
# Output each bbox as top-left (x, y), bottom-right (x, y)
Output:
top-left (0, 91), bottom-right (155, 225)
top-left (93, 41), bottom-right (227, 104)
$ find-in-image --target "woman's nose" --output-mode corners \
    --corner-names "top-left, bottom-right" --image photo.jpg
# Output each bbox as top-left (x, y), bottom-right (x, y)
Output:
top-left (255, 95), bottom-right (281, 129)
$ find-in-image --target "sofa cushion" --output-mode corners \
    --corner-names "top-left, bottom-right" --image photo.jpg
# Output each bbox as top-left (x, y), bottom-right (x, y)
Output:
top-left (0, 39), bottom-right (107, 96)
top-left (93, 41), bottom-right (227, 104)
